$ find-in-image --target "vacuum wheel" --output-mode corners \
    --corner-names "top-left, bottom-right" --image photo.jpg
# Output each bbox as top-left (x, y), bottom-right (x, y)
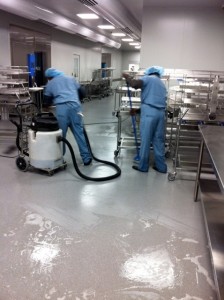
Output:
top-left (168, 172), bottom-right (176, 181)
top-left (48, 170), bottom-right (54, 176)
top-left (16, 156), bottom-right (29, 172)
top-left (165, 150), bottom-right (170, 158)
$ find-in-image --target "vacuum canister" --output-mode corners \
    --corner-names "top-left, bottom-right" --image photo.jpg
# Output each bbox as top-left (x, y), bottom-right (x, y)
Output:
top-left (28, 129), bottom-right (63, 169)
top-left (28, 112), bottom-right (63, 169)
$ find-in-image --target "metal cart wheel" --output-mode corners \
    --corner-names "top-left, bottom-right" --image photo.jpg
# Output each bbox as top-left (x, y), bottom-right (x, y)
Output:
top-left (114, 150), bottom-right (119, 157)
top-left (165, 151), bottom-right (170, 158)
top-left (16, 156), bottom-right (29, 172)
top-left (168, 172), bottom-right (176, 181)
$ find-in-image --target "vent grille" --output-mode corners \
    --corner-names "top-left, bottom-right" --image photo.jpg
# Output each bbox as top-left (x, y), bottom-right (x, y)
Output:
top-left (77, 0), bottom-right (98, 6)
top-left (120, 27), bottom-right (134, 35)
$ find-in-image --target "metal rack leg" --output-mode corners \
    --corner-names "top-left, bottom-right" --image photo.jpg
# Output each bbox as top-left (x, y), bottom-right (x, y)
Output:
top-left (194, 139), bottom-right (204, 202)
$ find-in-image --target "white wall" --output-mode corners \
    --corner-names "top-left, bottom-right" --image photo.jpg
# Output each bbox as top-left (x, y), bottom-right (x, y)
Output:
top-left (0, 12), bottom-right (11, 66)
top-left (141, 6), bottom-right (224, 71)
top-left (51, 31), bottom-right (102, 81)
top-left (121, 51), bottom-right (141, 72)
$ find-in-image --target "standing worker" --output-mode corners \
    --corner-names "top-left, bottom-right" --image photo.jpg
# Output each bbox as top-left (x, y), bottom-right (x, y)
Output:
top-left (122, 66), bottom-right (167, 173)
top-left (43, 68), bottom-right (92, 165)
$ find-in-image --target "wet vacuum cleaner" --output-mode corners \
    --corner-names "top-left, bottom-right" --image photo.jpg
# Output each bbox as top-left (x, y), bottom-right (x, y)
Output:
top-left (13, 112), bottom-right (66, 176)
top-left (12, 103), bottom-right (121, 181)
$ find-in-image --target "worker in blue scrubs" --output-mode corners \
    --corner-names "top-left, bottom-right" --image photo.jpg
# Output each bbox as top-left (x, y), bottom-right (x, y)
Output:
top-left (122, 66), bottom-right (167, 173)
top-left (43, 68), bottom-right (92, 165)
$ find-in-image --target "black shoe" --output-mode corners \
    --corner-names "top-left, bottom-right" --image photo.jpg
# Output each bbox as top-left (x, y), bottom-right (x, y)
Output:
top-left (132, 165), bottom-right (139, 171)
top-left (132, 165), bottom-right (147, 172)
top-left (84, 158), bottom-right (92, 166)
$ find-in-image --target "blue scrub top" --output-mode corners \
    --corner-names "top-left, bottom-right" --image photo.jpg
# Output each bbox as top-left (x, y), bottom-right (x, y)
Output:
top-left (44, 75), bottom-right (81, 109)
top-left (141, 75), bottom-right (167, 109)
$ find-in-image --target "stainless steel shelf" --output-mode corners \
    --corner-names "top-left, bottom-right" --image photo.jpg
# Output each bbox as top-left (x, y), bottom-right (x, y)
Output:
top-left (167, 70), bottom-right (224, 180)
top-left (0, 66), bottom-right (31, 141)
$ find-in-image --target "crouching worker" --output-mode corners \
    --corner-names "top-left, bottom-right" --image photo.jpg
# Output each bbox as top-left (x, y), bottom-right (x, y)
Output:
top-left (43, 68), bottom-right (92, 166)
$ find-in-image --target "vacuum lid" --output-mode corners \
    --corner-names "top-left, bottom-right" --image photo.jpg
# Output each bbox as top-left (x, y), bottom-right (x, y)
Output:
top-left (31, 113), bottom-right (59, 132)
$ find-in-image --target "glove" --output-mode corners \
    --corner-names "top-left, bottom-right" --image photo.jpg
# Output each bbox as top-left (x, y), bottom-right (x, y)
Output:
top-left (122, 73), bottom-right (129, 80)
top-left (130, 108), bottom-right (140, 116)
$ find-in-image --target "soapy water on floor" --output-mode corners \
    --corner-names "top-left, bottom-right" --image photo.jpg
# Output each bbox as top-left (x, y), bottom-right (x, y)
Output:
top-left (2, 211), bottom-right (216, 300)
top-left (20, 211), bottom-right (73, 274)
top-left (121, 248), bottom-right (175, 288)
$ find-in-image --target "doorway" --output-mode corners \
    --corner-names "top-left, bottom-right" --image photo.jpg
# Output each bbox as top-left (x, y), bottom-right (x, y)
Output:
top-left (101, 53), bottom-right (111, 69)
top-left (73, 54), bottom-right (80, 82)
top-left (101, 53), bottom-right (111, 78)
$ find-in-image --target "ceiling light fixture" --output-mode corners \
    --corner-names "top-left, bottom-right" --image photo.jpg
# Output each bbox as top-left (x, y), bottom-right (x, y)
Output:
top-left (129, 42), bottom-right (140, 46)
top-left (77, 13), bottom-right (99, 19)
top-left (135, 46), bottom-right (141, 49)
top-left (112, 33), bottom-right (126, 37)
top-left (35, 6), bottom-right (53, 14)
top-left (98, 25), bottom-right (115, 30)
top-left (122, 38), bottom-right (133, 42)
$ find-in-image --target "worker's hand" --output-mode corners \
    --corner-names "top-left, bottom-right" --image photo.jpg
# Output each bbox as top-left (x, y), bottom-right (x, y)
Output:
top-left (122, 73), bottom-right (129, 80)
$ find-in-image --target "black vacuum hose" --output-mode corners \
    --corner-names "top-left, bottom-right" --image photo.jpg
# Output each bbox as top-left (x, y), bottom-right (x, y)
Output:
top-left (10, 119), bottom-right (29, 157)
top-left (58, 128), bottom-right (121, 181)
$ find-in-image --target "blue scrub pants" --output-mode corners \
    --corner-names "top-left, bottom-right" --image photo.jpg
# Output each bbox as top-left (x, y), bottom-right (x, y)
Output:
top-left (138, 104), bottom-right (167, 172)
top-left (55, 102), bottom-right (92, 164)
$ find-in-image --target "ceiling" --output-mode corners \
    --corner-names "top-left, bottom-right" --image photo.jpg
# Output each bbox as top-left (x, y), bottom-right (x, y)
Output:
top-left (144, 0), bottom-right (223, 7)
top-left (0, 0), bottom-right (143, 51)
top-left (0, 0), bottom-right (223, 51)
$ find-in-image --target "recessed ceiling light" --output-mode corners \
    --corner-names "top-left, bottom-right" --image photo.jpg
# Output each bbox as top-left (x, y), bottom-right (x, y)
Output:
top-left (129, 42), bottom-right (140, 46)
top-left (98, 25), bottom-right (115, 29)
top-left (121, 38), bottom-right (134, 42)
top-left (122, 38), bottom-right (133, 42)
top-left (35, 6), bottom-right (53, 14)
top-left (112, 33), bottom-right (126, 37)
top-left (77, 13), bottom-right (99, 19)
top-left (135, 46), bottom-right (141, 49)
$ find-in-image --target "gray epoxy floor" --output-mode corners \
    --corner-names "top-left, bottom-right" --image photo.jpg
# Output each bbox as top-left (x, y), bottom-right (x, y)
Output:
top-left (0, 96), bottom-right (217, 300)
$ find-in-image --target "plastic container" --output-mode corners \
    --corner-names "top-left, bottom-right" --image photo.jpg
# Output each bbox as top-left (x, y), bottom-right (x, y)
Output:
top-left (28, 129), bottom-right (63, 169)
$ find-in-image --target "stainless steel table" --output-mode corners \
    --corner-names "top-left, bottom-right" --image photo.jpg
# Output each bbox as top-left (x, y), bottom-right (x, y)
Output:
top-left (194, 125), bottom-right (224, 300)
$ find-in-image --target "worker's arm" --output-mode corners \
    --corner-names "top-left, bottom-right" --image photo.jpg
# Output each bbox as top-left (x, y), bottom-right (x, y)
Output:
top-left (43, 95), bottom-right (54, 107)
top-left (78, 86), bottom-right (86, 101)
top-left (43, 82), bottom-right (55, 107)
top-left (122, 73), bottom-right (143, 89)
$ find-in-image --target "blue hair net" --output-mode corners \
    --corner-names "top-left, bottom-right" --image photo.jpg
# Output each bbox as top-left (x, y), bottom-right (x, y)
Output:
top-left (144, 66), bottom-right (164, 77)
top-left (45, 68), bottom-right (64, 78)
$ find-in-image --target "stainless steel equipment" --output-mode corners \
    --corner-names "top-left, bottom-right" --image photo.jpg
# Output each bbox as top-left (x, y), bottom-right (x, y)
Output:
top-left (194, 125), bottom-right (224, 300)
top-left (167, 69), bottom-right (224, 181)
